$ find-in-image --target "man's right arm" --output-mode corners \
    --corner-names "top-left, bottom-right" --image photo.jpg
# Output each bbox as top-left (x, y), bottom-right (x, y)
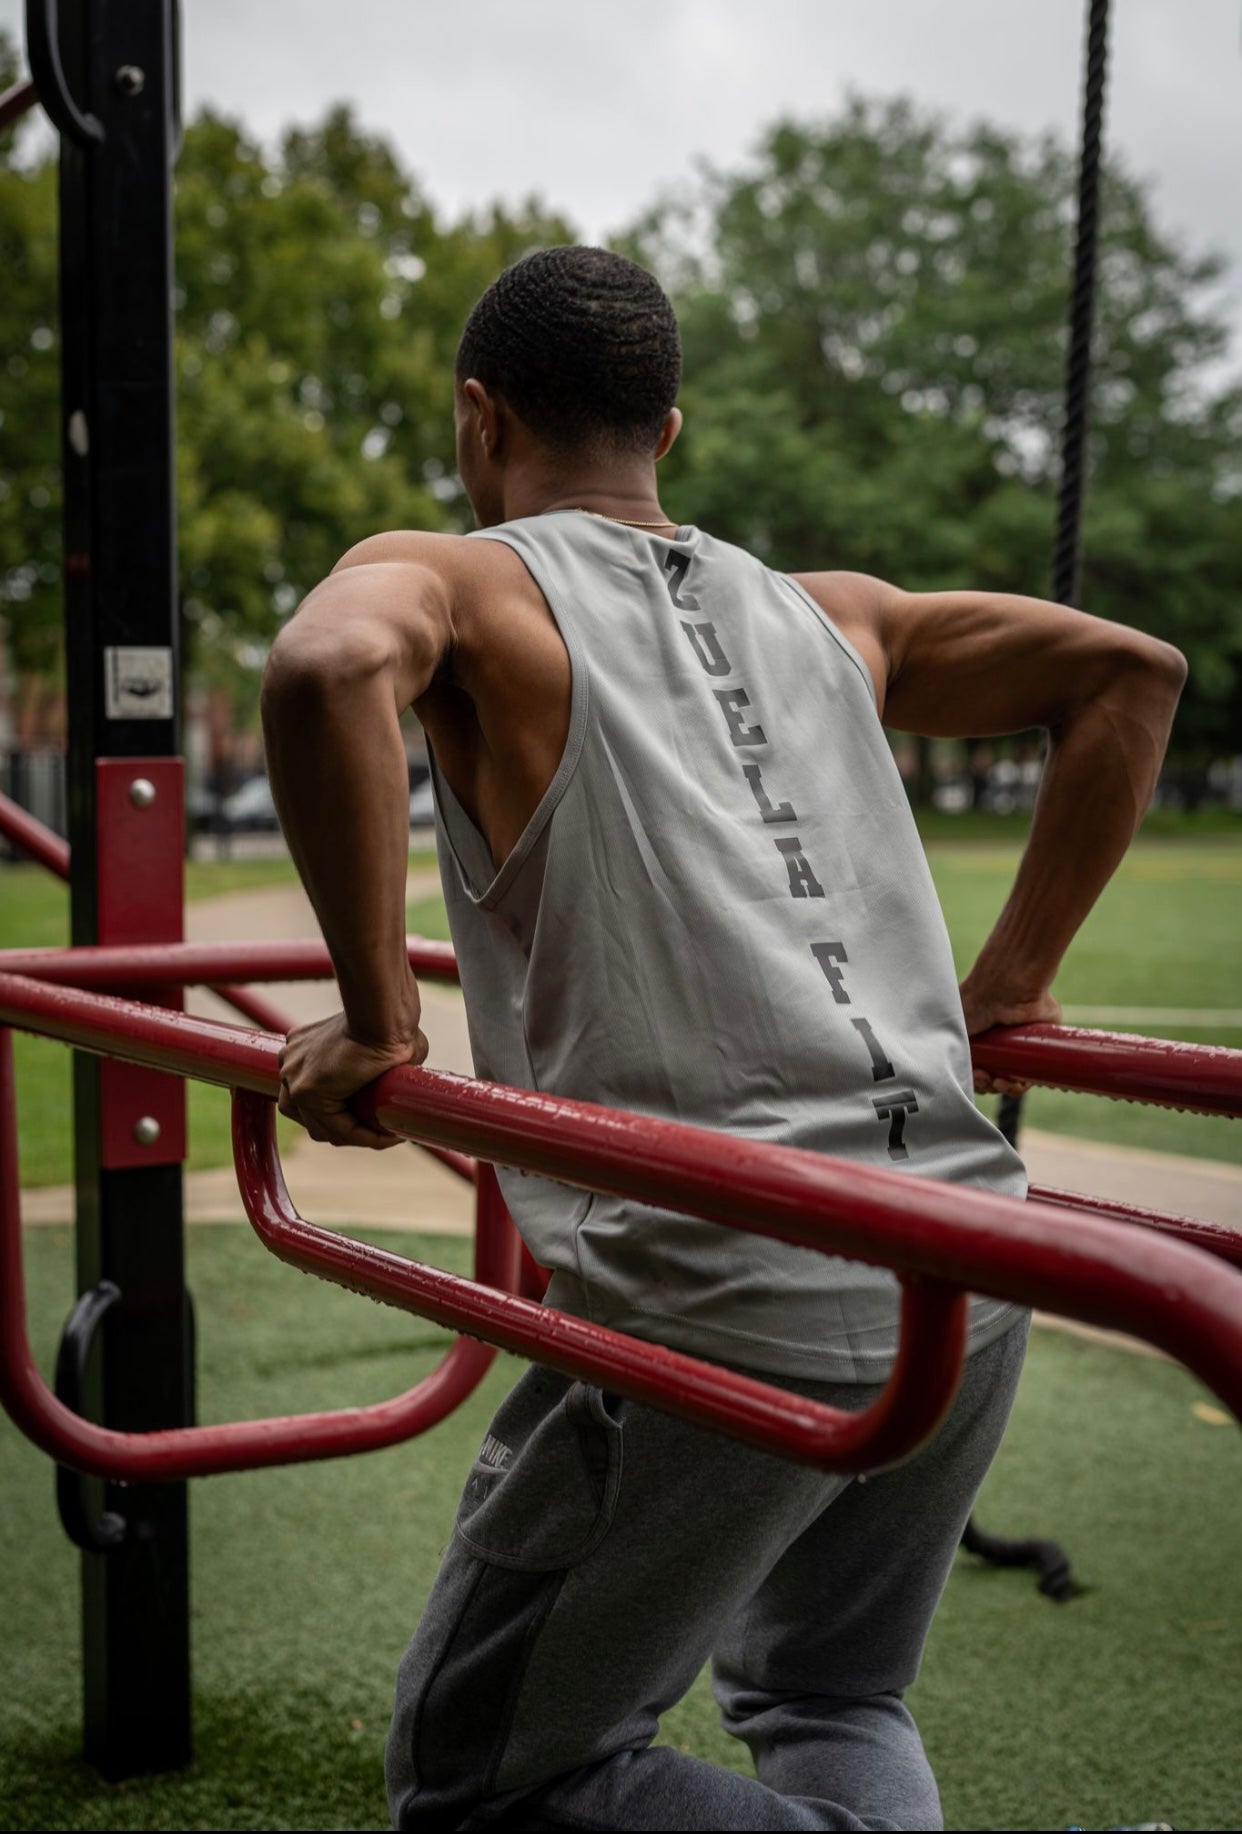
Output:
top-left (793, 573), bottom-right (1188, 1084)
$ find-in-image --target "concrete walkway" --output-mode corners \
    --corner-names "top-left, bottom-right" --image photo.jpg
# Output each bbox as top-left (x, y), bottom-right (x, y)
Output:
top-left (20, 881), bottom-right (1242, 1246)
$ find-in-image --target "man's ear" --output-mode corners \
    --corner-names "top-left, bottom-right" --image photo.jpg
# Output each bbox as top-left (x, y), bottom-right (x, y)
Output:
top-left (654, 406), bottom-right (683, 462)
top-left (463, 377), bottom-right (508, 461)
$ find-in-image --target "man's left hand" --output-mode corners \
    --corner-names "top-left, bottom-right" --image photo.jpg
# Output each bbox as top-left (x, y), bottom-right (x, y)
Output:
top-left (277, 1012), bottom-right (429, 1148)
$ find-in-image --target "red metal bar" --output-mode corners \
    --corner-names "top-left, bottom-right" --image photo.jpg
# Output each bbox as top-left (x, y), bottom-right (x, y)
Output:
top-left (1031, 1183), bottom-right (1242, 1271)
top-left (210, 983), bottom-right (298, 1034)
top-left (0, 1027), bottom-right (502, 1480)
top-left (0, 77), bottom-right (38, 132)
top-left (0, 790), bottom-right (70, 879)
top-left (972, 1022), bottom-right (1242, 1118)
top-left (0, 974), bottom-right (1239, 1423)
top-left (0, 936), bottom-right (460, 989)
top-left (1, 942), bottom-right (1238, 1116)
top-left (421, 1142), bottom-right (478, 1183)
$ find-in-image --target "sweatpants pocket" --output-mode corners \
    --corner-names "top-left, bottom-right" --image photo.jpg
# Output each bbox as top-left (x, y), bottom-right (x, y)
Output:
top-left (455, 1366), bottom-right (623, 1572)
top-left (402, 1560), bottom-right (566, 1820)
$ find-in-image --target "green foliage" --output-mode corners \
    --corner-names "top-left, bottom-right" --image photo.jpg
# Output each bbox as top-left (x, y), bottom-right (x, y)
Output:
top-left (0, 36), bottom-right (61, 677)
top-left (3, 47), bottom-right (1241, 750)
top-left (626, 97), bottom-right (1242, 753)
top-left (171, 106), bottom-right (571, 709)
top-left (0, 26), bottom-right (572, 711)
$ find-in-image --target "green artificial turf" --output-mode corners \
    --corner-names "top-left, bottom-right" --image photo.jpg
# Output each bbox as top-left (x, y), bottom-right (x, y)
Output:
top-left (0, 1224), bottom-right (1237, 1830)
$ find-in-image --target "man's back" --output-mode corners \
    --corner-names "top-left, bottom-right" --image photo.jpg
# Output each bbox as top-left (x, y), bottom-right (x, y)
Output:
top-left (262, 245), bottom-right (1187, 1833)
top-left (426, 511), bottom-right (1026, 1381)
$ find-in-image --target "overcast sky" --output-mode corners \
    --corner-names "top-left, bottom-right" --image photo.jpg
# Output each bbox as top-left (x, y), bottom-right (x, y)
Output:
top-left (6, 0), bottom-right (1242, 372)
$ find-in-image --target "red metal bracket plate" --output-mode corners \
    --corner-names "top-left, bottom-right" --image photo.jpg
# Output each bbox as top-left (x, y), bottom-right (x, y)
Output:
top-left (96, 758), bottom-right (186, 1169)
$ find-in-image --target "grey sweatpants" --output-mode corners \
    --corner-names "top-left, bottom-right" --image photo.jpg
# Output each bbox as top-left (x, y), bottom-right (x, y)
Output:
top-left (386, 1315), bottom-right (1030, 1831)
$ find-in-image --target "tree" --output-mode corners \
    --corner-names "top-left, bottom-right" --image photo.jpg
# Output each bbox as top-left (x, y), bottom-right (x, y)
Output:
top-left (171, 104), bottom-right (572, 706)
top-left (624, 97), bottom-right (1242, 758)
top-left (0, 30), bottom-right (61, 685)
top-left (0, 33), bottom-right (574, 718)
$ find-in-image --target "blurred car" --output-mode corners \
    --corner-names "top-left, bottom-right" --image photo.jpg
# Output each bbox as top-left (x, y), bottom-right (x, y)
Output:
top-left (221, 775), bottom-right (280, 832)
top-left (408, 778), bottom-right (436, 827)
top-left (187, 784), bottom-right (222, 834)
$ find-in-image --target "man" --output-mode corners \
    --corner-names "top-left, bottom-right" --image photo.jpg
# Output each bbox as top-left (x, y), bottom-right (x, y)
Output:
top-left (264, 247), bottom-right (1185, 1830)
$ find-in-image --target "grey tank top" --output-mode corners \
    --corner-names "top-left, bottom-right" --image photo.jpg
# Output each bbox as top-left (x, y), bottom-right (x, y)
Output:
top-left (430, 512), bottom-right (1027, 1382)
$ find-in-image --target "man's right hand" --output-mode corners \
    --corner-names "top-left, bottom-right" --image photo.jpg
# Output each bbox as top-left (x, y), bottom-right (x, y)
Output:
top-left (959, 975), bottom-right (1063, 1097)
top-left (278, 1010), bottom-right (429, 1149)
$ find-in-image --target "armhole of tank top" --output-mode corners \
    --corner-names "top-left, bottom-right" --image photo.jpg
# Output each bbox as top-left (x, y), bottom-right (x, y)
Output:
top-left (433, 529), bottom-right (590, 912)
top-left (777, 573), bottom-right (881, 712)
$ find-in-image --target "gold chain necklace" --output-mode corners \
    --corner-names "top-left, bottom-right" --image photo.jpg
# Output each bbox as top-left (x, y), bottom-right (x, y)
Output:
top-left (574, 508), bottom-right (677, 528)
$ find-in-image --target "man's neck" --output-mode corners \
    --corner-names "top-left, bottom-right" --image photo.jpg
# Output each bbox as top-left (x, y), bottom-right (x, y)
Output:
top-left (493, 456), bottom-right (675, 528)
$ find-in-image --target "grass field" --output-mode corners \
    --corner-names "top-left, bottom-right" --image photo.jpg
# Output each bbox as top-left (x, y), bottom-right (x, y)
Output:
top-left (0, 1223), bottom-right (1237, 1832)
top-left (407, 831), bottom-right (1242, 1167)
top-left (1, 854), bottom-right (435, 1188)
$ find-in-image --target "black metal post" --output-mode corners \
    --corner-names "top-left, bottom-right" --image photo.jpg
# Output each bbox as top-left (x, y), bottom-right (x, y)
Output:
top-left (997, 0), bottom-right (1111, 1152)
top-left (46, 0), bottom-right (193, 1776)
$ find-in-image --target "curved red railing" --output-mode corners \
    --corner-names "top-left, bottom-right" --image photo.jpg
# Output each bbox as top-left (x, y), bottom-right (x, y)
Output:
top-left (2, 792), bottom-right (1240, 1481)
top-left (234, 1089), bottom-right (971, 1474)
top-left (0, 972), bottom-right (1240, 1489)
top-left (0, 1028), bottom-right (509, 1479)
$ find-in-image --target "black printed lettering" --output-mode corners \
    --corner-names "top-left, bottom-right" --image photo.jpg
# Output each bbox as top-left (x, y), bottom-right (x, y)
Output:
top-left (873, 1089), bottom-right (919, 1160)
top-left (713, 688), bottom-right (766, 748)
top-left (809, 941), bottom-right (850, 1003)
top-left (663, 550), bottom-right (700, 610)
top-left (680, 620), bottom-right (731, 677)
top-left (774, 838), bottom-right (825, 898)
top-left (742, 762), bottom-right (796, 824)
top-left (851, 1016), bottom-right (895, 1082)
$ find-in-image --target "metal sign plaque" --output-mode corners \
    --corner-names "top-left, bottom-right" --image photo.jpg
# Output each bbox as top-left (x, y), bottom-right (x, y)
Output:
top-left (104, 647), bottom-right (174, 720)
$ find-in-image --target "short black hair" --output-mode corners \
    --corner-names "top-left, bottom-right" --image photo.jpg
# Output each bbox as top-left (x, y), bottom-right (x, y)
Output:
top-left (455, 246), bottom-right (681, 454)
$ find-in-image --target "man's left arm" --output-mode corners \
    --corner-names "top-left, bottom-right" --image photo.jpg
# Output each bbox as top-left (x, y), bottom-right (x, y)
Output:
top-left (260, 546), bottom-right (454, 1147)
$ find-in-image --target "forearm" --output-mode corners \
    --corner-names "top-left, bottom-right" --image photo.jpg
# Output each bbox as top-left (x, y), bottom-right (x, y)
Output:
top-left (261, 652), bottom-right (419, 1046)
top-left (964, 653), bottom-right (1185, 1000)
